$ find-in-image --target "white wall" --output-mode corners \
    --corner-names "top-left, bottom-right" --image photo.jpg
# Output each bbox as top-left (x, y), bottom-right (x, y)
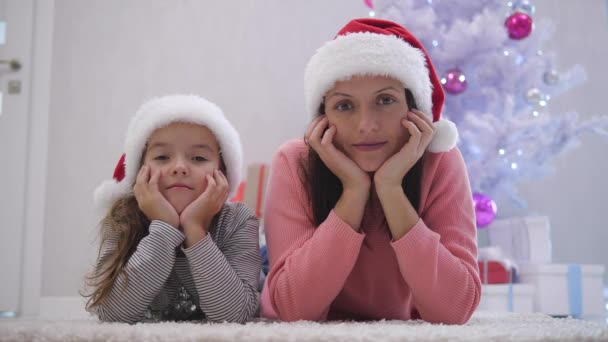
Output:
top-left (42, 0), bottom-right (608, 297)
top-left (43, 0), bottom-right (367, 297)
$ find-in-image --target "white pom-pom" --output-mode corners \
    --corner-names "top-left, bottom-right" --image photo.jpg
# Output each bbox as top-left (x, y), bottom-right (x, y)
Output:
top-left (427, 119), bottom-right (459, 153)
top-left (93, 179), bottom-right (130, 212)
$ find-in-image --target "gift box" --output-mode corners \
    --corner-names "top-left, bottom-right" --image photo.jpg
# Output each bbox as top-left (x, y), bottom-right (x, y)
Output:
top-left (478, 246), bottom-right (519, 284)
top-left (243, 163), bottom-right (269, 218)
top-left (478, 261), bottom-right (516, 284)
top-left (485, 216), bottom-right (552, 265)
top-left (519, 264), bottom-right (605, 320)
top-left (477, 284), bottom-right (535, 313)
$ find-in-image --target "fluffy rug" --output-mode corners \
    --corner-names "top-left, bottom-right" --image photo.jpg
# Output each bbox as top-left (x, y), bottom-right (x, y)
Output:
top-left (1, 312), bottom-right (607, 342)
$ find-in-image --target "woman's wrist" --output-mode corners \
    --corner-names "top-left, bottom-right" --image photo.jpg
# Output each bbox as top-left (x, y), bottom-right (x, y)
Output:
top-left (334, 186), bottom-right (369, 231)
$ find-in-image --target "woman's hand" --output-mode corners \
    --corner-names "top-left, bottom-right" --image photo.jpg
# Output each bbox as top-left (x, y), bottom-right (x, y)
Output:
top-left (305, 115), bottom-right (371, 193)
top-left (180, 169), bottom-right (229, 248)
top-left (133, 165), bottom-right (179, 228)
top-left (306, 115), bottom-right (370, 230)
top-left (374, 109), bottom-right (435, 194)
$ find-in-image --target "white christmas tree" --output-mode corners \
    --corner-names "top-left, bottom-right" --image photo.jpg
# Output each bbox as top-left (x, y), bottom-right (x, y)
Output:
top-left (372, 0), bottom-right (608, 215)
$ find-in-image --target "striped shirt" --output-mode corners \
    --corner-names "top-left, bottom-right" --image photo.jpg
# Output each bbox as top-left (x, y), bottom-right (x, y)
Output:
top-left (94, 202), bottom-right (261, 324)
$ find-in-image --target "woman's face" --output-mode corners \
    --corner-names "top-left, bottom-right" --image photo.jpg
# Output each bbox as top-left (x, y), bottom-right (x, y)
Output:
top-left (323, 75), bottom-right (411, 172)
top-left (142, 122), bottom-right (221, 214)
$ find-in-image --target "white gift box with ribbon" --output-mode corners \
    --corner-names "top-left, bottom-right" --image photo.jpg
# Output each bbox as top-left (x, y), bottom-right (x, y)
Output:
top-left (476, 247), bottom-right (535, 313)
top-left (485, 216), bottom-right (552, 265)
top-left (519, 264), bottom-right (605, 320)
top-left (478, 284), bottom-right (536, 313)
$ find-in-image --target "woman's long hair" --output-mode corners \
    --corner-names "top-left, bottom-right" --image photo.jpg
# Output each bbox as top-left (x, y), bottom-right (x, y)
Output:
top-left (82, 195), bottom-right (150, 311)
top-left (303, 88), bottom-right (423, 227)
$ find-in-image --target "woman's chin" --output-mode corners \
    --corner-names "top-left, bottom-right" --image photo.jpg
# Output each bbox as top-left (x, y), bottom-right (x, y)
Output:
top-left (354, 159), bottom-right (383, 173)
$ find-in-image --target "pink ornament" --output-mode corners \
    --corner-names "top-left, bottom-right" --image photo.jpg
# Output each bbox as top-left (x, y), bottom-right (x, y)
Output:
top-left (441, 68), bottom-right (467, 95)
top-left (473, 192), bottom-right (497, 228)
top-left (364, 0), bottom-right (373, 9)
top-left (505, 12), bottom-right (533, 40)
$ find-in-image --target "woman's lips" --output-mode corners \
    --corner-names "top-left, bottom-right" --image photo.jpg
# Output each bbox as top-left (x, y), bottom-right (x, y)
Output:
top-left (352, 142), bottom-right (387, 151)
top-left (167, 184), bottom-right (192, 190)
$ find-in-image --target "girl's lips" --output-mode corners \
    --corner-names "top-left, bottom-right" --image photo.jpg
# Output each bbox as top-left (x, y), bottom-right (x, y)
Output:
top-left (352, 142), bottom-right (387, 151)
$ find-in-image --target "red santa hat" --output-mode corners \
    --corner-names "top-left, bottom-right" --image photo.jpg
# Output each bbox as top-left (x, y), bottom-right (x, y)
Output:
top-left (304, 18), bottom-right (458, 152)
top-left (94, 94), bottom-right (243, 211)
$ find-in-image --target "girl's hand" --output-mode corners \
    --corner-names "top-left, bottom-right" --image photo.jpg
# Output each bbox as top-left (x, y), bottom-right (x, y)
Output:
top-left (305, 115), bottom-right (371, 193)
top-left (180, 169), bottom-right (229, 248)
top-left (133, 165), bottom-right (179, 228)
top-left (374, 109), bottom-right (435, 194)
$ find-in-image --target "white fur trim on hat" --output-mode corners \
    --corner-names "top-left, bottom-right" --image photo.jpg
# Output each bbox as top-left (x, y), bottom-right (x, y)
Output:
top-left (305, 32), bottom-right (433, 120)
top-left (304, 31), bottom-right (459, 153)
top-left (94, 94), bottom-right (243, 211)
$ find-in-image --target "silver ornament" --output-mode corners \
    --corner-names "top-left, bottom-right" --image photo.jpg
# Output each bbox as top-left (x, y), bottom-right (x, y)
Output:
top-left (543, 70), bottom-right (560, 85)
top-left (525, 88), bottom-right (543, 104)
top-left (508, 0), bottom-right (536, 15)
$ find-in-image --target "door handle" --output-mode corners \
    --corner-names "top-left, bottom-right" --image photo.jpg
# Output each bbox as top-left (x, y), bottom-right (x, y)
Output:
top-left (0, 59), bottom-right (21, 71)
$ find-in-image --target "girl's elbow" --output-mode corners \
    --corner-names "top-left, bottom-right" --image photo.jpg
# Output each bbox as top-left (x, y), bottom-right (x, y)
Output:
top-left (97, 306), bottom-right (140, 324)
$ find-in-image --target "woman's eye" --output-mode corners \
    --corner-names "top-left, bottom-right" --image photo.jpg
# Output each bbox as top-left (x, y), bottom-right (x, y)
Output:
top-left (154, 155), bottom-right (169, 161)
top-left (335, 102), bottom-right (353, 111)
top-left (378, 96), bottom-right (396, 105)
top-left (193, 156), bottom-right (208, 162)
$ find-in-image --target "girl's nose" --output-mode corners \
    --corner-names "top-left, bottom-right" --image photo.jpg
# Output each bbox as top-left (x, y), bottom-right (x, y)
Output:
top-left (171, 158), bottom-right (188, 176)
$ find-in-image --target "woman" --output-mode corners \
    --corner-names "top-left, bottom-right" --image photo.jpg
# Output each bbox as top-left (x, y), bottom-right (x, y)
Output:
top-left (260, 18), bottom-right (480, 324)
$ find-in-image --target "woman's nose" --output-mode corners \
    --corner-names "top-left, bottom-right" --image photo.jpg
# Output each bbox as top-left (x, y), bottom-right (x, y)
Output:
top-left (358, 108), bottom-right (379, 133)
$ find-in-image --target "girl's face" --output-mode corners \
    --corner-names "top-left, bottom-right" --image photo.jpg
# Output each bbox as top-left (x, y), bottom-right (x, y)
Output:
top-left (143, 122), bottom-right (222, 214)
top-left (323, 75), bottom-right (410, 172)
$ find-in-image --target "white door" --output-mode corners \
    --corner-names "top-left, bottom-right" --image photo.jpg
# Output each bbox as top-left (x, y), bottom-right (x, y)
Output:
top-left (0, 0), bottom-right (34, 317)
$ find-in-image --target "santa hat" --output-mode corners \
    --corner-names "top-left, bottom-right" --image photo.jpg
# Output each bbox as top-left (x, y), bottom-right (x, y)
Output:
top-left (94, 94), bottom-right (243, 211)
top-left (304, 18), bottom-right (458, 152)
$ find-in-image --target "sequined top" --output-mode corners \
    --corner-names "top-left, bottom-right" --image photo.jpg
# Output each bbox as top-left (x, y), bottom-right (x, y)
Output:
top-left (94, 202), bottom-right (261, 323)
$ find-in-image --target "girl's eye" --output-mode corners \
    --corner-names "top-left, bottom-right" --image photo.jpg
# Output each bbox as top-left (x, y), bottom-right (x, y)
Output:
top-left (378, 96), bottom-right (396, 105)
top-left (154, 155), bottom-right (169, 161)
top-left (335, 102), bottom-right (353, 111)
top-left (193, 156), bottom-right (208, 162)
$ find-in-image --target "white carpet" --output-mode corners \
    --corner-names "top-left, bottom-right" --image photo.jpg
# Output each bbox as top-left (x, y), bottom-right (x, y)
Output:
top-left (1, 312), bottom-right (607, 342)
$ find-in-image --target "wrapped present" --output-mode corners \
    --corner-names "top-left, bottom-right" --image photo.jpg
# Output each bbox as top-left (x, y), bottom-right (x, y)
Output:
top-left (477, 284), bottom-right (535, 313)
top-left (477, 247), bottom-right (533, 314)
top-left (478, 261), bottom-right (512, 284)
top-left (243, 163), bottom-right (269, 218)
top-left (485, 216), bottom-right (552, 265)
top-left (519, 264), bottom-right (605, 320)
top-left (478, 246), bottom-right (518, 284)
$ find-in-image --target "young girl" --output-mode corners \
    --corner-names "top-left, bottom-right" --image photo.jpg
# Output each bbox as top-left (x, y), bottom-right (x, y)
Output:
top-left (85, 95), bottom-right (261, 323)
top-left (260, 19), bottom-right (480, 324)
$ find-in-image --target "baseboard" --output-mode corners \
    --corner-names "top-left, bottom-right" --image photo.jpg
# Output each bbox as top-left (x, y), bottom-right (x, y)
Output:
top-left (39, 296), bottom-right (93, 319)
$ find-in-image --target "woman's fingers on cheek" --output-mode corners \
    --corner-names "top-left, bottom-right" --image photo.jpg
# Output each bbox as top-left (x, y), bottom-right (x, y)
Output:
top-left (306, 115), bottom-right (325, 142)
top-left (403, 117), bottom-right (421, 137)
top-left (408, 111), bottom-right (432, 133)
top-left (321, 125), bottom-right (336, 145)
top-left (406, 121), bottom-right (422, 143)
top-left (411, 109), bottom-right (433, 126)
top-left (310, 116), bottom-right (329, 144)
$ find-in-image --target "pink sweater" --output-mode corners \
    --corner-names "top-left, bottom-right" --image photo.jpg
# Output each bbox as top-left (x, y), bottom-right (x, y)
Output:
top-left (260, 139), bottom-right (480, 324)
